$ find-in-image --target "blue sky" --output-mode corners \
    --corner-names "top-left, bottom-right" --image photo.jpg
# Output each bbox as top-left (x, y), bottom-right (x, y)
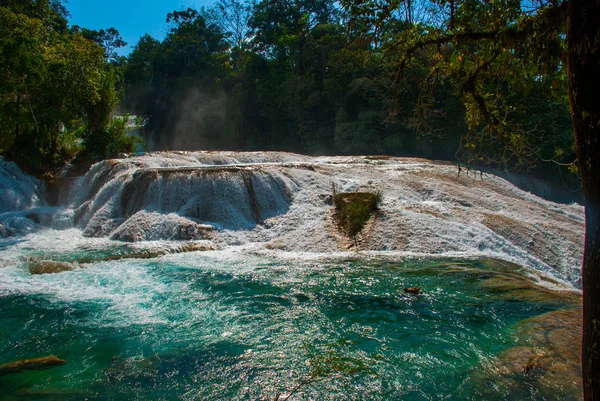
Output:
top-left (67, 0), bottom-right (216, 55)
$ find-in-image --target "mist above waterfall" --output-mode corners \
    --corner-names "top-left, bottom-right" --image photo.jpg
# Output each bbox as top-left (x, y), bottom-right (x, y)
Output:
top-left (147, 88), bottom-right (229, 151)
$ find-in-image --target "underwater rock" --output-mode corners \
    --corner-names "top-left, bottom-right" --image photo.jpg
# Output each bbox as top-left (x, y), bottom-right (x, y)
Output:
top-left (25, 240), bottom-right (219, 267)
top-left (96, 241), bottom-right (217, 260)
top-left (479, 272), bottom-right (582, 304)
top-left (0, 356), bottom-right (66, 376)
top-left (11, 388), bottom-right (91, 399)
top-left (27, 258), bottom-right (76, 274)
top-left (493, 307), bottom-right (583, 399)
top-left (103, 355), bottom-right (159, 383)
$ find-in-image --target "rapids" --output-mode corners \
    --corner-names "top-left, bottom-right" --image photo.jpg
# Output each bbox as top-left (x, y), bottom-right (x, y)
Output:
top-left (0, 151), bottom-right (585, 400)
top-left (0, 158), bottom-right (47, 237)
top-left (4, 151), bottom-right (582, 287)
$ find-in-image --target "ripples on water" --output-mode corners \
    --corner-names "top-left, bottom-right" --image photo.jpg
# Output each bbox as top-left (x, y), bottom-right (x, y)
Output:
top-left (0, 247), bottom-right (580, 400)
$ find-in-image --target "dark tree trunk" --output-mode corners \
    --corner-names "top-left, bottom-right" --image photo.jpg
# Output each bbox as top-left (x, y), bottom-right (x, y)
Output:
top-left (568, 0), bottom-right (600, 399)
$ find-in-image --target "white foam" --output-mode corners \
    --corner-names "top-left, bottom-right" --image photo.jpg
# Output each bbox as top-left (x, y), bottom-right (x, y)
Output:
top-left (0, 152), bottom-right (585, 289)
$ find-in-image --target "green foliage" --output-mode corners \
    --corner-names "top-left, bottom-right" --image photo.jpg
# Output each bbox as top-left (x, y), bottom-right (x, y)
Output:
top-left (120, 0), bottom-right (471, 162)
top-left (333, 190), bottom-right (382, 239)
top-left (81, 116), bottom-right (140, 162)
top-left (56, 126), bottom-right (84, 158)
top-left (71, 26), bottom-right (127, 61)
top-left (3, 0), bottom-right (572, 187)
top-left (359, 0), bottom-right (569, 169)
top-left (0, 0), bottom-right (69, 31)
top-left (0, 3), bottom-right (139, 172)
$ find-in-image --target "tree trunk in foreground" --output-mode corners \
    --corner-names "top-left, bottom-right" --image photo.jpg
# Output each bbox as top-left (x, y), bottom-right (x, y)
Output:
top-left (568, 0), bottom-right (600, 399)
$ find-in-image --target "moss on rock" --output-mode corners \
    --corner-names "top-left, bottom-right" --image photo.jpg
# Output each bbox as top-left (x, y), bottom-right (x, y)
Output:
top-left (333, 191), bottom-right (381, 239)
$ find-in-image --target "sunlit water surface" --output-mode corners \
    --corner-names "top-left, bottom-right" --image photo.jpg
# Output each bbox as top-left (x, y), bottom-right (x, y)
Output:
top-left (0, 236), bottom-right (576, 400)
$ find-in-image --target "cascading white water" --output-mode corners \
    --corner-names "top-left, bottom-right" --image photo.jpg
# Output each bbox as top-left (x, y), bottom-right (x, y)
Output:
top-left (0, 151), bottom-right (585, 288)
top-left (71, 162), bottom-right (297, 239)
top-left (0, 158), bottom-right (48, 237)
top-left (0, 152), bottom-right (587, 400)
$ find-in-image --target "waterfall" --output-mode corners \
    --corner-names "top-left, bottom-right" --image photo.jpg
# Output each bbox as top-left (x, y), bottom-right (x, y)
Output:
top-left (0, 158), bottom-right (47, 237)
top-left (0, 152), bottom-right (585, 288)
top-left (70, 157), bottom-right (297, 240)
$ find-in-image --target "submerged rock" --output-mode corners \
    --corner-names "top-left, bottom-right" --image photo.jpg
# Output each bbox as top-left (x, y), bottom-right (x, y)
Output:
top-left (0, 356), bottom-right (66, 376)
top-left (479, 271), bottom-right (582, 304)
top-left (27, 258), bottom-right (76, 274)
top-left (103, 355), bottom-right (159, 383)
top-left (494, 307), bottom-right (583, 400)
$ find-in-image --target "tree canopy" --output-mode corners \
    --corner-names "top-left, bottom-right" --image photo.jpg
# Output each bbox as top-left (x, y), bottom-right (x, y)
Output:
top-left (0, 1), bottom-right (137, 172)
top-left (115, 0), bottom-right (577, 192)
top-left (1, 0), bottom-right (578, 187)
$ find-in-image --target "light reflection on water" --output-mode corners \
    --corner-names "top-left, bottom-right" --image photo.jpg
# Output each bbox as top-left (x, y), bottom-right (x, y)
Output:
top-left (0, 253), bottom-right (580, 400)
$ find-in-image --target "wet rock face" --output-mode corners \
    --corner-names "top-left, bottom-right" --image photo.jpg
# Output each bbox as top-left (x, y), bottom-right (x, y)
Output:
top-left (74, 163), bottom-right (294, 239)
top-left (0, 217), bottom-right (36, 238)
top-left (27, 259), bottom-right (76, 274)
top-left (44, 176), bottom-right (79, 206)
top-left (491, 308), bottom-right (583, 400)
top-left (68, 152), bottom-right (583, 285)
top-left (0, 159), bottom-right (45, 237)
top-left (110, 211), bottom-right (214, 242)
top-left (0, 160), bottom-right (44, 214)
top-left (459, 265), bottom-right (584, 400)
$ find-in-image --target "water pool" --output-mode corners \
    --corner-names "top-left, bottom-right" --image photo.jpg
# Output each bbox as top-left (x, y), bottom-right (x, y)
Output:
top-left (0, 244), bottom-right (581, 400)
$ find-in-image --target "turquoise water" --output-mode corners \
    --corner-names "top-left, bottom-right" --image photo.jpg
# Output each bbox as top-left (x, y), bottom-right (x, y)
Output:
top-left (0, 251), bottom-right (575, 400)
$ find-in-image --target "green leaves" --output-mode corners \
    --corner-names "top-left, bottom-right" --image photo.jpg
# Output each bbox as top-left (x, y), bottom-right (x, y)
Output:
top-left (0, 5), bottom-right (137, 170)
top-left (333, 191), bottom-right (382, 239)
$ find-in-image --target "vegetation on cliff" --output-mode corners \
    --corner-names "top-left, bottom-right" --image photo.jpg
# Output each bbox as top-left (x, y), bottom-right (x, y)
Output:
top-left (333, 189), bottom-right (381, 240)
